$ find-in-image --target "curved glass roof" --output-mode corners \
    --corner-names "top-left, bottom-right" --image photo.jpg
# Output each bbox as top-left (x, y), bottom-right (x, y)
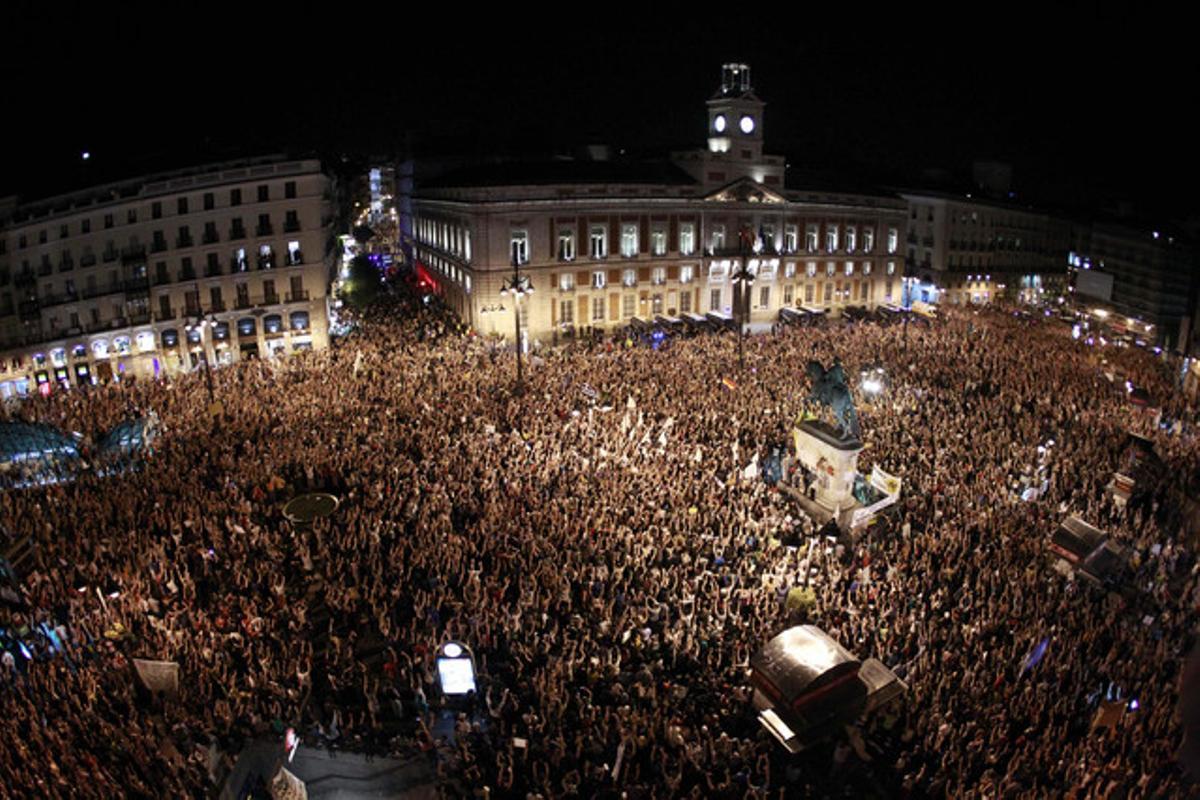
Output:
top-left (0, 422), bottom-right (82, 467)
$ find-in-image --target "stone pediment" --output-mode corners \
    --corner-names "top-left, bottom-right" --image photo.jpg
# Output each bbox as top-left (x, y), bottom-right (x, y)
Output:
top-left (704, 177), bottom-right (785, 205)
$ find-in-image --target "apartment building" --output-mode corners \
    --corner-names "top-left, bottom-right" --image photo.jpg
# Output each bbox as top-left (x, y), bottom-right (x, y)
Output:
top-left (0, 156), bottom-right (335, 397)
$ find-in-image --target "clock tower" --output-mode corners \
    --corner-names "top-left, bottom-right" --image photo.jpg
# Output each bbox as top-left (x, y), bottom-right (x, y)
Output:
top-left (706, 63), bottom-right (765, 161)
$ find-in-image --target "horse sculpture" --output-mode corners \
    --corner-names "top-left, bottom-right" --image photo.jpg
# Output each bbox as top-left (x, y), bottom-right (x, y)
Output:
top-left (805, 359), bottom-right (861, 440)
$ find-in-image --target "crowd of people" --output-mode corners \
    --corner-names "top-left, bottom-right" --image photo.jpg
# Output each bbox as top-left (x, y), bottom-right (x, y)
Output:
top-left (1, 284), bottom-right (1199, 799)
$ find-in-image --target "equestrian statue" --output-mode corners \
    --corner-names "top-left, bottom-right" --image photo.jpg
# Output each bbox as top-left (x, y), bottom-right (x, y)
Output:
top-left (805, 358), bottom-right (861, 441)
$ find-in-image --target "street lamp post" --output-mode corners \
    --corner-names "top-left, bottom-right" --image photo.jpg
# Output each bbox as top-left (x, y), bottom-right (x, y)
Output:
top-left (499, 256), bottom-right (533, 394)
top-left (731, 260), bottom-right (756, 371)
top-left (184, 315), bottom-right (217, 405)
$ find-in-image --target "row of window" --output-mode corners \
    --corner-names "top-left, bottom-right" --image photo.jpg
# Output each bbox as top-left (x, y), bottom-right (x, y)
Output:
top-left (2, 214), bottom-right (303, 285)
top-left (1, 183), bottom-right (300, 253)
top-left (510, 224), bottom-right (900, 265)
top-left (416, 218), bottom-right (471, 262)
top-left (555, 279), bottom-right (897, 324)
top-left (31, 276), bottom-right (308, 337)
top-left (3, 312), bottom-right (313, 371)
top-left (557, 260), bottom-right (898, 291)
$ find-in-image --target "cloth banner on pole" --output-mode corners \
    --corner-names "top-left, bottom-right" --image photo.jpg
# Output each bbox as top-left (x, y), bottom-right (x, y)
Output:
top-left (870, 465), bottom-right (901, 497)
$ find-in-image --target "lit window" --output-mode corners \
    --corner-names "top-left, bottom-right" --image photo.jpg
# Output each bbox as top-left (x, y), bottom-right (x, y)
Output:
top-left (784, 261), bottom-right (796, 278)
top-left (862, 262), bottom-right (871, 276)
top-left (825, 225), bottom-right (839, 253)
top-left (825, 262), bottom-right (835, 277)
top-left (805, 225), bottom-right (818, 253)
top-left (623, 268), bottom-right (637, 287)
top-left (623, 294), bottom-right (636, 317)
top-left (510, 231), bottom-right (529, 265)
top-left (559, 273), bottom-right (575, 291)
top-left (558, 230), bottom-right (576, 261)
top-left (620, 224), bottom-right (638, 257)
top-left (845, 261), bottom-right (854, 276)
top-left (709, 261), bottom-right (728, 283)
top-left (679, 264), bottom-right (694, 283)
top-left (806, 261), bottom-right (817, 277)
top-left (784, 225), bottom-right (798, 253)
top-left (679, 223), bottom-right (695, 255)
top-left (650, 229), bottom-right (666, 256)
top-left (887, 228), bottom-right (898, 254)
top-left (652, 266), bottom-right (666, 285)
top-left (592, 270), bottom-right (606, 289)
top-left (710, 225), bottom-right (725, 252)
top-left (887, 261), bottom-right (896, 275)
top-left (862, 228), bottom-right (875, 252)
top-left (845, 227), bottom-right (856, 253)
top-left (590, 227), bottom-right (607, 259)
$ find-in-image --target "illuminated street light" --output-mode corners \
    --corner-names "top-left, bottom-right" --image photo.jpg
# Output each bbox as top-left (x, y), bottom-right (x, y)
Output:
top-left (499, 256), bottom-right (534, 394)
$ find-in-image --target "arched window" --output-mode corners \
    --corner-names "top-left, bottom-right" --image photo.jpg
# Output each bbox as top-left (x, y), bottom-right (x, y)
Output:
top-left (237, 318), bottom-right (257, 337)
top-left (289, 311), bottom-right (310, 331)
top-left (263, 314), bottom-right (283, 334)
top-left (161, 329), bottom-right (179, 347)
top-left (91, 340), bottom-right (109, 357)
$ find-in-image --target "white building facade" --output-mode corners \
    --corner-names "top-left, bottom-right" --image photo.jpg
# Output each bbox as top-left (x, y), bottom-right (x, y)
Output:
top-left (0, 156), bottom-right (335, 397)
top-left (408, 65), bottom-right (908, 343)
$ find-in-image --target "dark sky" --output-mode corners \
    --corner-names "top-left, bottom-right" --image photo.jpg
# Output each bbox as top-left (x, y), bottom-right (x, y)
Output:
top-left (3, 4), bottom-right (1194, 219)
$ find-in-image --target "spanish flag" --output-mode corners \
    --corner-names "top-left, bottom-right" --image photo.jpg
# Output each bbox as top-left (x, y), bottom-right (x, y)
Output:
top-left (722, 376), bottom-right (738, 391)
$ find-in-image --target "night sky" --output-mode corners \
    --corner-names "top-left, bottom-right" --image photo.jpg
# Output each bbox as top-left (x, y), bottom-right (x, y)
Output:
top-left (3, 5), bottom-right (1193, 220)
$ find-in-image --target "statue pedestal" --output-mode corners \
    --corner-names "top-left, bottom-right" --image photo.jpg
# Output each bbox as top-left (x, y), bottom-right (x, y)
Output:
top-left (793, 421), bottom-right (863, 519)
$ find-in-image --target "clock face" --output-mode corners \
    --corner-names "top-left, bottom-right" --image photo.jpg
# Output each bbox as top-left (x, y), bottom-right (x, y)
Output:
top-left (739, 115), bottom-right (755, 134)
top-left (713, 114), bottom-right (727, 133)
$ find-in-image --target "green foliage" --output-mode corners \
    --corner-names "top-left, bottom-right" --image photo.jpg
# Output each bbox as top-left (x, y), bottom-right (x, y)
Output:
top-left (343, 255), bottom-right (382, 308)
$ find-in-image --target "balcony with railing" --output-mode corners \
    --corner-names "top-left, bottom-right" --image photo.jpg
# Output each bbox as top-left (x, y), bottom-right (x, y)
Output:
top-left (38, 262), bottom-right (53, 277)
top-left (209, 301), bottom-right (226, 313)
top-left (229, 226), bottom-right (246, 240)
top-left (80, 254), bottom-right (96, 268)
top-left (258, 255), bottom-right (276, 270)
top-left (121, 245), bottom-right (147, 263)
top-left (234, 296), bottom-right (252, 310)
top-left (285, 290), bottom-right (309, 303)
top-left (155, 309), bottom-right (176, 322)
top-left (230, 258), bottom-right (250, 274)
top-left (102, 248), bottom-right (119, 263)
top-left (38, 291), bottom-right (80, 308)
top-left (262, 293), bottom-right (280, 305)
top-left (129, 311), bottom-right (151, 325)
top-left (180, 267), bottom-right (197, 281)
top-left (151, 238), bottom-right (168, 254)
top-left (285, 251), bottom-right (304, 266)
top-left (256, 223), bottom-right (274, 237)
top-left (15, 270), bottom-right (36, 288)
top-left (176, 235), bottom-right (194, 249)
top-left (205, 263), bottom-right (223, 278)
top-left (283, 219), bottom-right (301, 233)
top-left (202, 230), bottom-right (219, 245)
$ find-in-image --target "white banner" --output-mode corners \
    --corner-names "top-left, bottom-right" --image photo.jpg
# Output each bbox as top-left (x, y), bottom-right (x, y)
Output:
top-left (132, 658), bottom-right (180, 699)
top-left (870, 465), bottom-right (902, 497)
